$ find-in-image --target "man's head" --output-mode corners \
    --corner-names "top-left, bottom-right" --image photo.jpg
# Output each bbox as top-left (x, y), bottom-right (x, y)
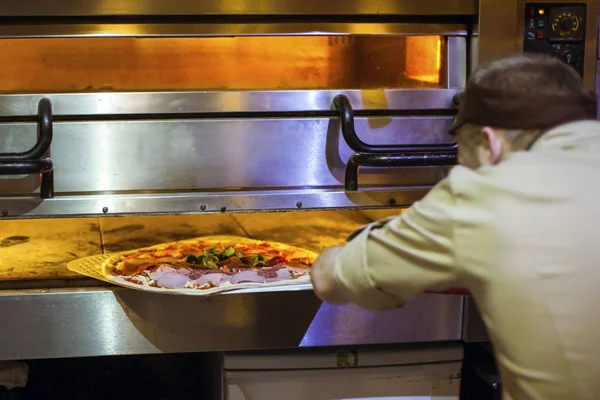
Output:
top-left (450, 54), bottom-right (596, 169)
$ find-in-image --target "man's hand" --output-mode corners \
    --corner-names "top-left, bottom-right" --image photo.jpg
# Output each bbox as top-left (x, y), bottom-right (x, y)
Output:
top-left (311, 246), bottom-right (349, 305)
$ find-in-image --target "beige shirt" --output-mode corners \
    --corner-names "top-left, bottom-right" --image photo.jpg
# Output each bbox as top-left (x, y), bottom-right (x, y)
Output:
top-left (334, 120), bottom-right (600, 400)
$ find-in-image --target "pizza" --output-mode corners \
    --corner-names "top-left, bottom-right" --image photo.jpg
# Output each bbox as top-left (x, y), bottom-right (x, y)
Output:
top-left (101, 235), bottom-right (316, 293)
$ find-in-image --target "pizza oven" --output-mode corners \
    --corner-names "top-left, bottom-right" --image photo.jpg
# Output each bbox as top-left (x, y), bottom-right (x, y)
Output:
top-left (0, 1), bottom-right (597, 395)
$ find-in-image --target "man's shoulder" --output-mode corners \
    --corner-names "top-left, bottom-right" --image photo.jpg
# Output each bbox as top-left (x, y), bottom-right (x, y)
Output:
top-left (445, 165), bottom-right (495, 197)
top-left (534, 119), bottom-right (600, 153)
top-left (444, 141), bottom-right (594, 208)
top-left (443, 160), bottom-right (548, 205)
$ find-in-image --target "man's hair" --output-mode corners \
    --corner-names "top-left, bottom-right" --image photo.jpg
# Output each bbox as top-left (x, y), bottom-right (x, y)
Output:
top-left (456, 53), bottom-right (590, 149)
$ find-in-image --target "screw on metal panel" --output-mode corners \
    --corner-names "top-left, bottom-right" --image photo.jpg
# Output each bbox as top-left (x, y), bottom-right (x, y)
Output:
top-left (102, 207), bottom-right (108, 214)
top-left (1, 210), bottom-right (7, 217)
top-left (221, 206), bottom-right (227, 213)
top-left (388, 198), bottom-right (397, 206)
top-left (296, 201), bottom-right (303, 209)
top-left (200, 204), bottom-right (207, 211)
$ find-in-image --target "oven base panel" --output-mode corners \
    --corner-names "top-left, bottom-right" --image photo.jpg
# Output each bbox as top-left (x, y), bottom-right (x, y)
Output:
top-left (0, 288), bottom-right (463, 360)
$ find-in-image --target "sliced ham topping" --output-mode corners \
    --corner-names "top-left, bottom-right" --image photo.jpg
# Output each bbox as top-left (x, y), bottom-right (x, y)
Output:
top-left (265, 268), bottom-right (292, 282)
top-left (156, 272), bottom-right (189, 289)
top-left (188, 269), bottom-right (207, 280)
top-left (188, 269), bottom-right (222, 280)
top-left (147, 265), bottom-right (177, 281)
top-left (230, 270), bottom-right (266, 284)
top-left (187, 273), bottom-right (223, 288)
top-left (176, 267), bottom-right (192, 276)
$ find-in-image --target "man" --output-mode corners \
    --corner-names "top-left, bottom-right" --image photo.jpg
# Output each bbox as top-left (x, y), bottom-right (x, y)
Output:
top-left (311, 53), bottom-right (600, 400)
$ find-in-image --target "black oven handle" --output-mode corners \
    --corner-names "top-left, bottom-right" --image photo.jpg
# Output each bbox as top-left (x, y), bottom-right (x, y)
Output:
top-left (0, 98), bottom-right (53, 161)
top-left (344, 151), bottom-right (457, 191)
top-left (0, 158), bottom-right (55, 199)
top-left (0, 98), bottom-right (55, 199)
top-left (0, 159), bottom-right (53, 175)
top-left (332, 94), bottom-right (457, 153)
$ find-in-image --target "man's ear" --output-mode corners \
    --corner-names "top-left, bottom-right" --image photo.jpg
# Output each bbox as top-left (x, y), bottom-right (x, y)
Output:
top-left (481, 126), bottom-right (503, 165)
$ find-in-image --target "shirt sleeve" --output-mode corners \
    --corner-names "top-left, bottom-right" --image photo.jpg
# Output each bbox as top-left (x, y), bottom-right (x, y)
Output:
top-left (333, 178), bottom-right (458, 311)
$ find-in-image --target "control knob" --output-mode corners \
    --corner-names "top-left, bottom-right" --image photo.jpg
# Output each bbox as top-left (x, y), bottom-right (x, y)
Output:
top-left (561, 18), bottom-right (574, 30)
top-left (559, 49), bottom-right (577, 65)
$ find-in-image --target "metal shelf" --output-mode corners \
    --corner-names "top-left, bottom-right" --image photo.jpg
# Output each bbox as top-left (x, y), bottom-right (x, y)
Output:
top-left (0, 287), bottom-right (464, 360)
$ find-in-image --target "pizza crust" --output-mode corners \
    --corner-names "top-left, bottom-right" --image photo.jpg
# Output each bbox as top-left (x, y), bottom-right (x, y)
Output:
top-left (100, 235), bottom-right (317, 294)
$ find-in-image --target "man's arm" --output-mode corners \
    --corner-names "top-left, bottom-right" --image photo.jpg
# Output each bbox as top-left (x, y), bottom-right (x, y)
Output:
top-left (311, 178), bottom-right (458, 310)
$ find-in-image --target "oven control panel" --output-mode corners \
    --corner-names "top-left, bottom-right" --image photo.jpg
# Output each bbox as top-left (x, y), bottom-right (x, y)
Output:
top-left (523, 3), bottom-right (587, 76)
